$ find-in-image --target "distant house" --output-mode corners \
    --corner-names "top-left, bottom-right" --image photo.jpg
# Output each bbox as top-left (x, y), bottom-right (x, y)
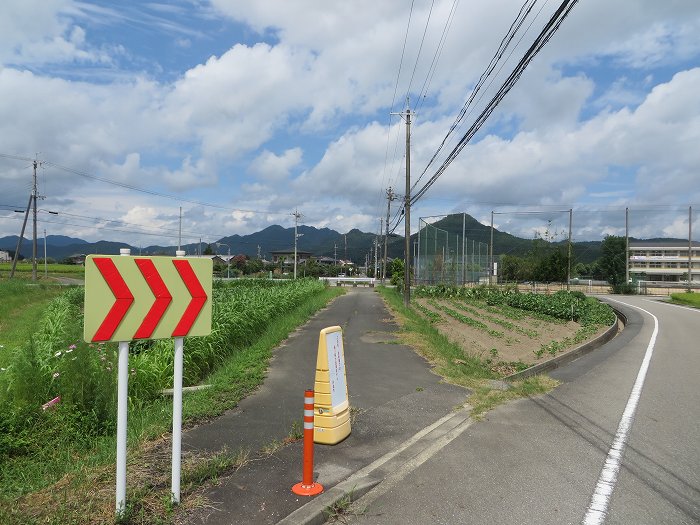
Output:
top-left (0, 250), bottom-right (10, 262)
top-left (188, 254), bottom-right (225, 265)
top-left (629, 240), bottom-right (700, 282)
top-left (66, 254), bottom-right (87, 265)
top-left (270, 249), bottom-right (312, 265)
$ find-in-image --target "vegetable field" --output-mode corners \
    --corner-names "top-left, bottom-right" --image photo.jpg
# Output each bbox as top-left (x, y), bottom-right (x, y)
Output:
top-left (413, 285), bottom-right (615, 375)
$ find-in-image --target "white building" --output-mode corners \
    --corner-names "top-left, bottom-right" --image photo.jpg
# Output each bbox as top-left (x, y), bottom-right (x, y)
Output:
top-left (0, 250), bottom-right (10, 262)
top-left (629, 241), bottom-right (700, 283)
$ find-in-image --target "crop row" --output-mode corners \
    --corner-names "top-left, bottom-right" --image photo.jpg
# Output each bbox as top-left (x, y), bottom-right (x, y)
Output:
top-left (449, 301), bottom-right (539, 338)
top-left (426, 300), bottom-right (504, 338)
top-left (414, 285), bottom-right (615, 327)
top-left (412, 301), bottom-right (442, 323)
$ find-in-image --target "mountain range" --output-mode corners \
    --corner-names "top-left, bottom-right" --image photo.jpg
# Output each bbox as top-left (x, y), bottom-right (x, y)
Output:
top-left (0, 213), bottom-right (686, 265)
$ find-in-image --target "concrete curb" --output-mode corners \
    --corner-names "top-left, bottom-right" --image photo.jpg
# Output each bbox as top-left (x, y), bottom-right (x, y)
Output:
top-left (503, 306), bottom-right (627, 381)
top-left (277, 476), bottom-right (381, 525)
top-left (276, 408), bottom-right (473, 525)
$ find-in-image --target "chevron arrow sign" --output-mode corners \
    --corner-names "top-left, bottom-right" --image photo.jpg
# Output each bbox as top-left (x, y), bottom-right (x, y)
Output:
top-left (83, 255), bottom-right (213, 343)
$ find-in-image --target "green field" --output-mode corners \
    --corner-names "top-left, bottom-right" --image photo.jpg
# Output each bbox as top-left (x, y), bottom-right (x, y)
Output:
top-left (0, 281), bottom-right (66, 366)
top-left (0, 262), bottom-right (85, 280)
top-left (0, 278), bottom-right (342, 524)
top-left (670, 292), bottom-right (700, 308)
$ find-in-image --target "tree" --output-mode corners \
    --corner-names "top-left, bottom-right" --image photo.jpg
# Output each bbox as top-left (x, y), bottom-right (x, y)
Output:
top-left (599, 235), bottom-right (630, 292)
top-left (390, 258), bottom-right (404, 288)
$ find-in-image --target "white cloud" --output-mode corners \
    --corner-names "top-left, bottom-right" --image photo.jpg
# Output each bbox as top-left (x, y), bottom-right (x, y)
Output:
top-left (249, 148), bottom-right (303, 181)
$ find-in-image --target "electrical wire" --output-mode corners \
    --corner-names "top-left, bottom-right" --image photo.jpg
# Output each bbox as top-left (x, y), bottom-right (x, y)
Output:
top-left (1, 152), bottom-right (289, 216)
top-left (410, 0), bottom-right (579, 205)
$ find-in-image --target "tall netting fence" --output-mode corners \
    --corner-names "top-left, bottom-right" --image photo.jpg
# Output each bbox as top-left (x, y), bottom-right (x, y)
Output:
top-left (416, 217), bottom-right (490, 285)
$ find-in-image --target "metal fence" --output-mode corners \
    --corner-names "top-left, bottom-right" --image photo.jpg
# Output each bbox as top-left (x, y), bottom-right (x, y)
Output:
top-left (416, 216), bottom-right (490, 285)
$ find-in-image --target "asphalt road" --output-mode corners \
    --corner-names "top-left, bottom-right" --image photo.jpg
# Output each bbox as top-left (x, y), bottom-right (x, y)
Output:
top-left (347, 296), bottom-right (700, 524)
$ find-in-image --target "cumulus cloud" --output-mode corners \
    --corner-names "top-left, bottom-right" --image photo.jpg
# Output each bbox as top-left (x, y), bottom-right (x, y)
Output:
top-left (1, 0), bottom-right (699, 246)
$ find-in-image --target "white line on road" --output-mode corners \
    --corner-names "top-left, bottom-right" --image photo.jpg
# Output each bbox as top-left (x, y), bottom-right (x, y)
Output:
top-left (641, 298), bottom-right (700, 313)
top-left (582, 299), bottom-right (659, 525)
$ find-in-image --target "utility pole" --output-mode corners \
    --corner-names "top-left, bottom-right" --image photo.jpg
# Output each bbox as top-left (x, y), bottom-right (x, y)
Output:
top-left (9, 195), bottom-right (32, 279)
top-left (257, 244), bottom-right (261, 259)
top-left (567, 208), bottom-right (572, 291)
top-left (292, 209), bottom-right (302, 279)
top-left (334, 243), bottom-right (337, 266)
top-left (625, 207), bottom-right (629, 284)
top-left (392, 100), bottom-right (412, 306)
top-left (178, 206), bottom-right (182, 252)
top-left (31, 160), bottom-right (40, 281)
top-left (489, 211), bottom-right (494, 286)
top-left (382, 187), bottom-right (395, 283)
top-left (688, 206), bottom-right (693, 291)
top-left (44, 228), bottom-right (47, 278)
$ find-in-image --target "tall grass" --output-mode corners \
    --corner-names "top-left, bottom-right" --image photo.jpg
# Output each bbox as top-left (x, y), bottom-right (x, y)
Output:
top-left (0, 278), bottom-right (331, 503)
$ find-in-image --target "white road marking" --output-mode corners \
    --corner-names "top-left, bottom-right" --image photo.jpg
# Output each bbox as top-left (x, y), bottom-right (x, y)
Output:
top-left (582, 299), bottom-right (659, 525)
top-left (641, 298), bottom-right (700, 313)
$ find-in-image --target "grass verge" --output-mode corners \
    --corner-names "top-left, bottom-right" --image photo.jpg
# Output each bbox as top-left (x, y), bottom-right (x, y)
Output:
top-left (376, 286), bottom-right (558, 420)
top-left (670, 292), bottom-right (700, 308)
top-left (0, 286), bottom-right (344, 525)
top-left (0, 280), bottom-right (66, 365)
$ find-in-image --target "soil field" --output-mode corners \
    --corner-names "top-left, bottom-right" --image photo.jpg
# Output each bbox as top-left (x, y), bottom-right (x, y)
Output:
top-left (415, 297), bottom-right (608, 375)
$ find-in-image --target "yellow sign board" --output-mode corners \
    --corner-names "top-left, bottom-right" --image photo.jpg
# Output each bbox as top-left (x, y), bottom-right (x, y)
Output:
top-left (83, 255), bottom-right (212, 343)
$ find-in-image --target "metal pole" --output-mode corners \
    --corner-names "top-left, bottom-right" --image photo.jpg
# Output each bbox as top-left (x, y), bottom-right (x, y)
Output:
top-left (171, 336), bottom-right (184, 503)
top-left (178, 206), bottom-right (182, 252)
top-left (171, 249), bottom-right (186, 504)
top-left (567, 208), bottom-right (572, 291)
top-left (115, 248), bottom-right (131, 515)
top-left (462, 213), bottom-right (466, 285)
top-left (293, 209), bottom-right (299, 279)
top-left (32, 160), bottom-right (38, 281)
top-left (689, 206), bottom-right (693, 291)
top-left (489, 211), bottom-right (494, 285)
top-left (404, 104), bottom-right (411, 306)
top-left (417, 220), bottom-right (421, 285)
top-left (44, 229), bottom-right (47, 278)
top-left (625, 207), bottom-right (629, 284)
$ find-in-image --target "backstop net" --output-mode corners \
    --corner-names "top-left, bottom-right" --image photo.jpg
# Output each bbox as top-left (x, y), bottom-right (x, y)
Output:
top-left (416, 216), bottom-right (490, 285)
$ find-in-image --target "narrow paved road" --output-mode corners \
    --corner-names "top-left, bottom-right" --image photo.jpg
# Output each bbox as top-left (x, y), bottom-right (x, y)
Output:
top-left (349, 296), bottom-right (700, 524)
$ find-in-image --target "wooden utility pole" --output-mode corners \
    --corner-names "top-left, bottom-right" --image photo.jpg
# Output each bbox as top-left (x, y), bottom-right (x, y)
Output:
top-left (292, 209), bottom-right (302, 279)
top-left (689, 206), bottom-right (693, 292)
top-left (625, 207), bottom-right (629, 284)
top-left (567, 208), bottom-right (572, 291)
top-left (404, 105), bottom-right (412, 306)
top-left (382, 187), bottom-right (395, 283)
top-left (489, 211), bottom-right (494, 285)
top-left (31, 160), bottom-right (39, 281)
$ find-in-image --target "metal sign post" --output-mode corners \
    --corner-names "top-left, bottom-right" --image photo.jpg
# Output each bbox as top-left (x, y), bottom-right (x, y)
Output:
top-left (83, 251), bottom-right (212, 514)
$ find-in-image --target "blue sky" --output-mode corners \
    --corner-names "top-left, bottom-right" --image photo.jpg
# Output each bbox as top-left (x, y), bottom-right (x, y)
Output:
top-left (1, 0), bottom-right (699, 252)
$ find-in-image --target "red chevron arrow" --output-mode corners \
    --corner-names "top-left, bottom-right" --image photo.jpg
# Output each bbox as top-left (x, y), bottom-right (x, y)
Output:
top-left (133, 258), bottom-right (173, 339)
top-left (172, 259), bottom-right (208, 337)
top-left (92, 257), bottom-right (134, 342)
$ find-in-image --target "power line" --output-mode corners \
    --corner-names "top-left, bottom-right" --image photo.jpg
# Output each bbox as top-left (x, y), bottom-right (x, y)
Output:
top-left (411, 0), bottom-right (542, 193)
top-left (410, 0), bottom-right (579, 205)
top-left (1, 152), bottom-right (289, 216)
top-left (414, 0), bottom-right (460, 114)
top-left (405, 0), bottom-right (436, 100)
